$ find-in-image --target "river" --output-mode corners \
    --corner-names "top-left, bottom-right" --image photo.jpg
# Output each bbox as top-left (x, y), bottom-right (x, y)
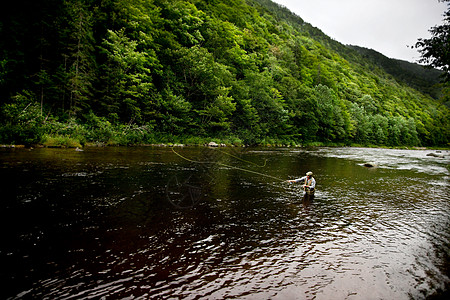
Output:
top-left (1, 146), bottom-right (449, 299)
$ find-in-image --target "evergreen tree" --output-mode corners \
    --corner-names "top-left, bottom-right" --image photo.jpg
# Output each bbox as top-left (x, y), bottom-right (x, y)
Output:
top-left (63, 0), bottom-right (96, 116)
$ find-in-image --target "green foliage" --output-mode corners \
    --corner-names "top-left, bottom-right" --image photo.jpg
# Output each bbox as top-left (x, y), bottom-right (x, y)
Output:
top-left (157, 88), bottom-right (192, 134)
top-left (39, 112), bottom-right (156, 146)
top-left (350, 46), bottom-right (444, 98)
top-left (198, 86), bottom-right (236, 131)
top-left (0, 0), bottom-right (448, 147)
top-left (100, 27), bottom-right (158, 123)
top-left (63, 0), bottom-right (97, 116)
top-left (414, 0), bottom-right (450, 82)
top-left (41, 134), bottom-right (82, 148)
top-left (0, 91), bottom-right (44, 145)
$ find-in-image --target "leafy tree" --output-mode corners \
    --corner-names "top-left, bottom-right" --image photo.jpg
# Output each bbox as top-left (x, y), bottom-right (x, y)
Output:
top-left (175, 46), bottom-right (234, 129)
top-left (161, 0), bottom-right (206, 47)
top-left (230, 81), bottom-right (261, 142)
top-left (350, 103), bottom-right (371, 144)
top-left (245, 69), bottom-right (288, 137)
top-left (198, 86), bottom-right (236, 132)
top-left (370, 114), bottom-right (388, 145)
top-left (157, 88), bottom-right (192, 135)
top-left (414, 0), bottom-right (450, 81)
top-left (100, 28), bottom-right (155, 123)
top-left (314, 84), bottom-right (350, 142)
top-left (358, 94), bottom-right (378, 114)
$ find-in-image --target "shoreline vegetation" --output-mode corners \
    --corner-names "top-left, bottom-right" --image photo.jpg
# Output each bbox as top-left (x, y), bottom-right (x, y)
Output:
top-left (1, 137), bottom-right (448, 151)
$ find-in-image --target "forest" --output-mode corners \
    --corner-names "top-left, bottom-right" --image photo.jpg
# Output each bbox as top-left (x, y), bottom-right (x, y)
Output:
top-left (1, 0), bottom-right (449, 147)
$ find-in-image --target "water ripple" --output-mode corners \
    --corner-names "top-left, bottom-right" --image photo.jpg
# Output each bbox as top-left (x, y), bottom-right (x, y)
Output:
top-left (2, 147), bottom-right (449, 299)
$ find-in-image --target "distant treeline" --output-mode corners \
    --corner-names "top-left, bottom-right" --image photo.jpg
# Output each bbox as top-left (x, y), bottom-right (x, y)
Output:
top-left (0, 0), bottom-right (449, 147)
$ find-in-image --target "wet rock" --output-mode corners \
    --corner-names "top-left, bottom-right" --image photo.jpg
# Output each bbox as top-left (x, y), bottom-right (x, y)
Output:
top-left (426, 152), bottom-right (444, 158)
top-left (208, 142), bottom-right (219, 147)
top-left (363, 162), bottom-right (377, 168)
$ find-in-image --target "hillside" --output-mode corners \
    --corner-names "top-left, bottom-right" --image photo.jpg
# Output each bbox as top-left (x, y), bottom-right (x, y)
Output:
top-left (253, 0), bottom-right (445, 99)
top-left (349, 46), bottom-right (443, 99)
top-left (0, 0), bottom-right (448, 147)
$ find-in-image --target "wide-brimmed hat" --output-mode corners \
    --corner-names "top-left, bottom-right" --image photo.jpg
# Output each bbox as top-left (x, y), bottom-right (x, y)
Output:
top-left (306, 171), bottom-right (313, 176)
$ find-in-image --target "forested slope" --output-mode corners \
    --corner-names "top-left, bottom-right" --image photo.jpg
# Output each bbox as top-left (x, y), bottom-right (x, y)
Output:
top-left (349, 46), bottom-right (443, 100)
top-left (1, 0), bottom-right (448, 146)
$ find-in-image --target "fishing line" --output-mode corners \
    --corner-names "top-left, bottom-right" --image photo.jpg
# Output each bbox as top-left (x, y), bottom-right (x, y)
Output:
top-left (215, 148), bottom-right (267, 167)
top-left (171, 147), bottom-right (285, 182)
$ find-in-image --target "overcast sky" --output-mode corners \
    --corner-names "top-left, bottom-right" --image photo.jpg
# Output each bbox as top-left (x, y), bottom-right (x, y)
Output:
top-left (271, 0), bottom-right (447, 63)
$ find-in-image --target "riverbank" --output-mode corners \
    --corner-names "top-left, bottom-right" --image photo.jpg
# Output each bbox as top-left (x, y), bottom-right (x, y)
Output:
top-left (1, 142), bottom-right (449, 151)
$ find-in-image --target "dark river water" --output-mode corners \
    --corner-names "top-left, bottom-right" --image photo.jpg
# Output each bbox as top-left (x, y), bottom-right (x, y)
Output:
top-left (1, 146), bottom-right (449, 299)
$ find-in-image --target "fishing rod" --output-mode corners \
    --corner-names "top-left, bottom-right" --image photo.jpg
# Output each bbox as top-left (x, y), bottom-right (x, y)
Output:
top-left (171, 147), bottom-right (285, 183)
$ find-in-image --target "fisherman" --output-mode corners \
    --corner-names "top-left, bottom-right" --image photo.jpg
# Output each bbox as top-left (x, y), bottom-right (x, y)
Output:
top-left (287, 171), bottom-right (316, 193)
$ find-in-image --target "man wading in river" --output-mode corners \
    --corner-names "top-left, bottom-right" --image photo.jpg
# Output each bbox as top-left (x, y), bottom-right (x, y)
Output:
top-left (287, 171), bottom-right (316, 194)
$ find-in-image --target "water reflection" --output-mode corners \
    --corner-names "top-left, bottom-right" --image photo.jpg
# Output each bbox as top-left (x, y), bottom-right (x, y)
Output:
top-left (0, 147), bottom-right (448, 299)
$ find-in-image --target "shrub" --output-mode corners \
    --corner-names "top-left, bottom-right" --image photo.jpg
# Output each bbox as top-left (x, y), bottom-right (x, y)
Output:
top-left (0, 91), bottom-right (44, 145)
top-left (41, 134), bottom-right (82, 148)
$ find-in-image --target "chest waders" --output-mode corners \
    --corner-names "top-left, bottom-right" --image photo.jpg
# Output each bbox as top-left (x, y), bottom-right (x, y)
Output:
top-left (304, 177), bottom-right (315, 193)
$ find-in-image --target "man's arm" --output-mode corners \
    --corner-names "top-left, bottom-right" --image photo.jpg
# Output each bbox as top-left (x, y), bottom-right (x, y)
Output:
top-left (288, 176), bottom-right (306, 183)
